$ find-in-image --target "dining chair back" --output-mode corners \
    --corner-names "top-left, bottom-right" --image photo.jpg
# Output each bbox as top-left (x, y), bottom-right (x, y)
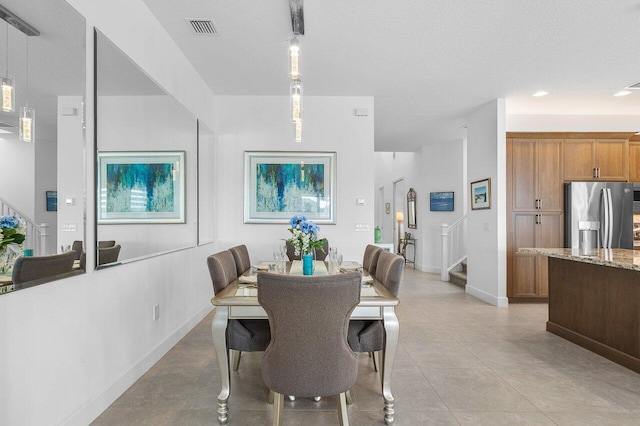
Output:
top-left (71, 240), bottom-right (83, 261)
top-left (98, 244), bottom-right (121, 265)
top-left (258, 272), bottom-right (361, 425)
top-left (362, 244), bottom-right (383, 278)
top-left (12, 251), bottom-right (77, 286)
top-left (207, 250), bottom-right (270, 370)
top-left (229, 244), bottom-right (251, 276)
top-left (285, 240), bottom-right (329, 261)
top-left (98, 240), bottom-right (116, 248)
top-left (348, 251), bottom-right (404, 370)
top-left (376, 251), bottom-right (405, 297)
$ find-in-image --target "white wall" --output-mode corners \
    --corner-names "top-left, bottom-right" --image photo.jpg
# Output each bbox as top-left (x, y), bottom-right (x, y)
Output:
top-left (214, 95), bottom-right (375, 264)
top-left (466, 99), bottom-right (508, 307)
top-left (507, 114), bottom-right (640, 132)
top-left (56, 96), bottom-right (85, 254)
top-left (0, 1), bottom-right (216, 425)
top-left (34, 134), bottom-right (58, 255)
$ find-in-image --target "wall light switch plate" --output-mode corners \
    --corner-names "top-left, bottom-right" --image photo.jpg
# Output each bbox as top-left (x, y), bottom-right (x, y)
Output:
top-left (355, 223), bottom-right (370, 232)
top-left (483, 222), bottom-right (491, 231)
top-left (62, 223), bottom-right (77, 232)
top-left (356, 198), bottom-right (365, 206)
top-left (153, 305), bottom-right (160, 321)
top-left (65, 198), bottom-right (75, 206)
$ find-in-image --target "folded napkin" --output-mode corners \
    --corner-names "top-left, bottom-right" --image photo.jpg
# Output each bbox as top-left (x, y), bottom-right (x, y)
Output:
top-left (340, 263), bottom-right (362, 271)
top-left (253, 264), bottom-right (270, 271)
top-left (239, 275), bottom-right (258, 284)
top-left (361, 274), bottom-right (374, 284)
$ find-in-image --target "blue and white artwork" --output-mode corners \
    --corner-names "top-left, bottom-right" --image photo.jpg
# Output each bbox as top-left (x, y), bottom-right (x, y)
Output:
top-left (98, 151), bottom-right (185, 223)
top-left (470, 178), bottom-right (491, 210)
top-left (430, 192), bottom-right (454, 211)
top-left (245, 152), bottom-right (336, 224)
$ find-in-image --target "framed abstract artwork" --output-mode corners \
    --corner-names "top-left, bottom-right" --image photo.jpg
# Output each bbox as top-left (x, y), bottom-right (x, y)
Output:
top-left (46, 191), bottom-right (58, 212)
top-left (470, 178), bottom-right (491, 210)
top-left (430, 191), bottom-right (454, 211)
top-left (97, 151), bottom-right (185, 224)
top-left (244, 151), bottom-right (337, 224)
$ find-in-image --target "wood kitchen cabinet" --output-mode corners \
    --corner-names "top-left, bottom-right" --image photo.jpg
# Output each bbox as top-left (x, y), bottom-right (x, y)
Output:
top-left (511, 138), bottom-right (563, 212)
top-left (629, 141), bottom-right (640, 182)
top-left (508, 212), bottom-right (563, 300)
top-left (564, 138), bottom-right (628, 181)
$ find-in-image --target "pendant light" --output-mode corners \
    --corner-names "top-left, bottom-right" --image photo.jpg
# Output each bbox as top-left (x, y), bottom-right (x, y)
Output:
top-left (288, 0), bottom-right (304, 143)
top-left (19, 35), bottom-right (33, 143)
top-left (290, 77), bottom-right (302, 123)
top-left (289, 36), bottom-right (300, 79)
top-left (1, 22), bottom-right (14, 112)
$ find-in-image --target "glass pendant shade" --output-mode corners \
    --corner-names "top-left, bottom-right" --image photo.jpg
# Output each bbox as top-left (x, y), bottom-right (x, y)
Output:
top-left (294, 119), bottom-right (303, 143)
top-left (289, 37), bottom-right (300, 78)
top-left (290, 78), bottom-right (303, 123)
top-left (19, 106), bottom-right (34, 142)
top-left (1, 76), bottom-right (14, 112)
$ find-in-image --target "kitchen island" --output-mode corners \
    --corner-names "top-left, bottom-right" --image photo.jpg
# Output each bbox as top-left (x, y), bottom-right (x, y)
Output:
top-left (519, 248), bottom-right (640, 373)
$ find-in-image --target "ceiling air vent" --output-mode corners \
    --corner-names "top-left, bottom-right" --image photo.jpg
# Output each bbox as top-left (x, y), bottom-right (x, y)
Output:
top-left (186, 19), bottom-right (217, 35)
top-left (625, 82), bottom-right (640, 90)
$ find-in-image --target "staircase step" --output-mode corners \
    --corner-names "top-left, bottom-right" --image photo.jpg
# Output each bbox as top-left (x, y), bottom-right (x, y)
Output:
top-left (462, 261), bottom-right (467, 274)
top-left (449, 270), bottom-right (467, 289)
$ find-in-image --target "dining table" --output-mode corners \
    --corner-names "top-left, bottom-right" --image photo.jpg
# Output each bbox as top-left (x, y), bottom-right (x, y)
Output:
top-left (210, 260), bottom-right (400, 425)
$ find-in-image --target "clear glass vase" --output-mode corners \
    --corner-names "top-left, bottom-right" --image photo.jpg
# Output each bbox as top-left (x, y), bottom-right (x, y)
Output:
top-left (0, 245), bottom-right (19, 275)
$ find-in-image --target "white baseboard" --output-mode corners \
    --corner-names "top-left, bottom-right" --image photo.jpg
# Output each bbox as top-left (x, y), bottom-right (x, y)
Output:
top-left (415, 264), bottom-right (440, 274)
top-left (63, 303), bottom-right (213, 426)
top-left (465, 285), bottom-right (509, 307)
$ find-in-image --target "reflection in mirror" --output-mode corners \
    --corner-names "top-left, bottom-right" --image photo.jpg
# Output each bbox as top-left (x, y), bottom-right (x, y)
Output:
top-left (95, 30), bottom-right (197, 268)
top-left (0, 0), bottom-right (86, 294)
top-left (407, 188), bottom-right (417, 229)
top-left (198, 120), bottom-right (215, 245)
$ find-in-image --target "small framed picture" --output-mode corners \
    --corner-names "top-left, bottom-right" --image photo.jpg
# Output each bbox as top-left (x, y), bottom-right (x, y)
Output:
top-left (385, 203), bottom-right (390, 214)
top-left (430, 191), bottom-right (454, 211)
top-left (46, 191), bottom-right (57, 212)
top-left (470, 178), bottom-right (491, 210)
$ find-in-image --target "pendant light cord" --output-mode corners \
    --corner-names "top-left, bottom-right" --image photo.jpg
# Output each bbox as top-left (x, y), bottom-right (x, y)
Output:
top-left (25, 35), bottom-right (28, 107)
top-left (5, 22), bottom-right (8, 78)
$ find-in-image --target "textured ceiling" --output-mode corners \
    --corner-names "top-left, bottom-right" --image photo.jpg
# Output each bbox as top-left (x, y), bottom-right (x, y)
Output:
top-left (142, 0), bottom-right (640, 151)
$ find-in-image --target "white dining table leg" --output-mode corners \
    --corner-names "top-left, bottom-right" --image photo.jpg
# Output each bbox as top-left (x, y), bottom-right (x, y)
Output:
top-left (382, 306), bottom-right (399, 425)
top-left (212, 306), bottom-right (230, 424)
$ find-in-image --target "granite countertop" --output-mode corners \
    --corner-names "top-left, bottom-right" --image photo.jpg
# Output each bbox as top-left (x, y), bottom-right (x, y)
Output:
top-left (518, 248), bottom-right (640, 272)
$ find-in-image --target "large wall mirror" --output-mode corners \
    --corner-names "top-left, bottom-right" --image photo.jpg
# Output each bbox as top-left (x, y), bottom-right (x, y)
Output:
top-left (0, 0), bottom-right (86, 294)
top-left (95, 30), bottom-right (198, 268)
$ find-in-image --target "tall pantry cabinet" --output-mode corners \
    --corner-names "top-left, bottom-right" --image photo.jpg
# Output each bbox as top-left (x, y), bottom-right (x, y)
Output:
top-left (507, 138), bottom-right (563, 301)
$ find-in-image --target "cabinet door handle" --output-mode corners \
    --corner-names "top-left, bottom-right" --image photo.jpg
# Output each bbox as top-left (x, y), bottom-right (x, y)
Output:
top-left (593, 167), bottom-right (597, 179)
top-left (597, 167), bottom-right (601, 179)
top-left (539, 199), bottom-right (542, 210)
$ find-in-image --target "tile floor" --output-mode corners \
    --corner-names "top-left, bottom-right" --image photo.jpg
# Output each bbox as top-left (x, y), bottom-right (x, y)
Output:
top-left (93, 268), bottom-right (640, 425)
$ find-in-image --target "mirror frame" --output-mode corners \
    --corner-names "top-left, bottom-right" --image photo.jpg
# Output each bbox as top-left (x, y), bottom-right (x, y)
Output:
top-left (407, 187), bottom-right (417, 229)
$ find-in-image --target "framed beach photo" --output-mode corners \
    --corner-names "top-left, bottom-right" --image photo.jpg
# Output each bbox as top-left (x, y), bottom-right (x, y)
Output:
top-left (430, 191), bottom-right (454, 212)
top-left (97, 151), bottom-right (185, 224)
top-left (470, 178), bottom-right (491, 210)
top-left (244, 151), bottom-right (337, 224)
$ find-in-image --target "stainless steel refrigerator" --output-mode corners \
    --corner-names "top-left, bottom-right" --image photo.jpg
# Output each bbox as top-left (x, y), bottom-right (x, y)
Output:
top-left (564, 182), bottom-right (634, 250)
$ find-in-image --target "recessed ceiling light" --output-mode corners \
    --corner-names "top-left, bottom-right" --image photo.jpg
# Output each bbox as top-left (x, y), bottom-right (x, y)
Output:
top-left (614, 90), bottom-right (632, 97)
top-left (532, 91), bottom-right (548, 97)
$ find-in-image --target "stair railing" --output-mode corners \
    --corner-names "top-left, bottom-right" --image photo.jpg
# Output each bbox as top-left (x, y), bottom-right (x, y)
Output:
top-left (1, 196), bottom-right (49, 256)
top-left (440, 216), bottom-right (467, 281)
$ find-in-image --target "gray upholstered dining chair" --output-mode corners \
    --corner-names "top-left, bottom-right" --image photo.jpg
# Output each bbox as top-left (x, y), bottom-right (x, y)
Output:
top-left (362, 244), bottom-right (383, 278)
top-left (12, 251), bottom-right (77, 288)
top-left (285, 240), bottom-right (329, 261)
top-left (258, 272), bottom-right (361, 426)
top-left (229, 244), bottom-right (251, 276)
top-left (71, 240), bottom-right (83, 261)
top-left (348, 251), bottom-right (404, 373)
top-left (98, 240), bottom-right (116, 248)
top-left (98, 244), bottom-right (121, 266)
top-left (207, 250), bottom-right (270, 371)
